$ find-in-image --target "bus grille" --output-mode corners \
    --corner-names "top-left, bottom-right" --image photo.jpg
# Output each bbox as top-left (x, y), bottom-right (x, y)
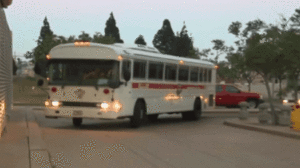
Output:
top-left (62, 102), bottom-right (98, 107)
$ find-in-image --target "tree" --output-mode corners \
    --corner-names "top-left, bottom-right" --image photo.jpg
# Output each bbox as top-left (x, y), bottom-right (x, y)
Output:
top-left (244, 32), bottom-right (282, 125)
top-left (104, 12), bottom-right (123, 43)
top-left (227, 52), bottom-right (257, 91)
top-left (12, 59), bottom-right (17, 75)
top-left (172, 22), bottom-right (193, 57)
top-left (37, 17), bottom-right (54, 46)
top-left (92, 32), bottom-right (115, 44)
top-left (57, 36), bottom-right (67, 43)
top-left (34, 33), bottom-right (57, 62)
top-left (152, 19), bottom-right (176, 54)
top-left (188, 47), bottom-right (201, 60)
top-left (216, 60), bottom-right (239, 83)
top-left (227, 20), bottom-right (269, 91)
top-left (67, 35), bottom-right (76, 43)
top-left (279, 30), bottom-right (300, 103)
top-left (199, 39), bottom-right (233, 65)
top-left (134, 35), bottom-right (147, 45)
top-left (24, 51), bottom-right (34, 60)
top-left (78, 31), bottom-right (93, 41)
top-left (198, 48), bottom-right (212, 59)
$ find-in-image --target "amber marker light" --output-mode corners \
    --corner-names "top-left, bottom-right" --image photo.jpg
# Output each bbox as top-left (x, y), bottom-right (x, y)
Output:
top-left (74, 41), bottom-right (90, 47)
top-left (165, 93), bottom-right (180, 100)
top-left (46, 54), bottom-right (51, 60)
top-left (179, 60), bottom-right (184, 65)
top-left (118, 55), bottom-right (123, 60)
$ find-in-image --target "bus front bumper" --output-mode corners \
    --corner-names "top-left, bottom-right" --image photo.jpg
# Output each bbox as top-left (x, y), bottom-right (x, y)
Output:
top-left (44, 107), bottom-right (123, 119)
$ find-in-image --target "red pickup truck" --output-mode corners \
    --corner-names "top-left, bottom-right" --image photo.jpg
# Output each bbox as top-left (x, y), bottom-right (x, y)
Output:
top-left (215, 84), bottom-right (264, 109)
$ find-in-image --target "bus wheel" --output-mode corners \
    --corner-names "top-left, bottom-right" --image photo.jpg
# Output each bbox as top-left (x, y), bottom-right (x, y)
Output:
top-left (148, 114), bottom-right (158, 122)
top-left (73, 118), bottom-right (82, 127)
top-left (191, 99), bottom-right (202, 120)
top-left (182, 99), bottom-right (202, 120)
top-left (130, 101), bottom-right (146, 128)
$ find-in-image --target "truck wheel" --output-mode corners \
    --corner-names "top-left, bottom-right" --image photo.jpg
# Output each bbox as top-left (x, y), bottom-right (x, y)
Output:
top-left (73, 118), bottom-right (82, 127)
top-left (130, 101), bottom-right (146, 128)
top-left (247, 100), bottom-right (258, 109)
top-left (148, 114), bottom-right (158, 122)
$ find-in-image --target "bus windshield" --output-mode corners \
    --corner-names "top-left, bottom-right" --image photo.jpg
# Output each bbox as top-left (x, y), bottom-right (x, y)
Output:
top-left (47, 59), bottom-right (119, 87)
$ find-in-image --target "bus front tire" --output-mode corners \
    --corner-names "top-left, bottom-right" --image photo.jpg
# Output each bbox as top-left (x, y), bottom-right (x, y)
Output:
top-left (130, 101), bottom-right (146, 128)
top-left (73, 118), bottom-right (82, 127)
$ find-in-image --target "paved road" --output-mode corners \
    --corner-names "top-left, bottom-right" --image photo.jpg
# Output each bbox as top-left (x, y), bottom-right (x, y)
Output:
top-left (32, 109), bottom-right (300, 168)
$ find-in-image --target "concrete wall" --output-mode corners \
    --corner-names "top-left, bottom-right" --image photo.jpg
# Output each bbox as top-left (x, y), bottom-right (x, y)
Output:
top-left (0, 7), bottom-right (13, 137)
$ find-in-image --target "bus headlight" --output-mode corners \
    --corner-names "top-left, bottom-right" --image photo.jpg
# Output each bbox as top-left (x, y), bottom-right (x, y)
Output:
top-left (100, 102), bottom-right (109, 109)
top-left (98, 101), bottom-right (122, 112)
top-left (52, 101), bottom-right (62, 107)
top-left (298, 99), bottom-right (300, 105)
top-left (112, 100), bottom-right (122, 112)
top-left (45, 100), bottom-right (50, 106)
top-left (283, 100), bottom-right (288, 104)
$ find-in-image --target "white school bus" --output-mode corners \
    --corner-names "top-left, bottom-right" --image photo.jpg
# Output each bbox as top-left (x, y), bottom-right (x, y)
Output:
top-left (35, 41), bottom-right (217, 128)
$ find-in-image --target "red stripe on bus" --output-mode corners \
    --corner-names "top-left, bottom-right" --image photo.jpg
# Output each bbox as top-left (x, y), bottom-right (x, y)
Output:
top-left (132, 83), bottom-right (139, 88)
top-left (132, 83), bottom-right (205, 89)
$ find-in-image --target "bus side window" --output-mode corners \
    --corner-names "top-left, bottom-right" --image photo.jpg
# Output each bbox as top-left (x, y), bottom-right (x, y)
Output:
top-left (179, 65), bottom-right (189, 82)
top-left (203, 68), bottom-right (207, 82)
top-left (199, 68), bottom-right (203, 82)
top-left (190, 67), bottom-right (198, 82)
top-left (133, 60), bottom-right (146, 79)
top-left (165, 64), bottom-right (177, 81)
top-left (148, 61), bottom-right (163, 80)
top-left (122, 60), bottom-right (131, 80)
top-left (208, 69), bottom-right (212, 83)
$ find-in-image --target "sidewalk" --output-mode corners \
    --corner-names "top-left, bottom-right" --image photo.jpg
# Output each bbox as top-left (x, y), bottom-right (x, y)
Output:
top-left (0, 106), bottom-right (51, 168)
top-left (224, 117), bottom-right (300, 140)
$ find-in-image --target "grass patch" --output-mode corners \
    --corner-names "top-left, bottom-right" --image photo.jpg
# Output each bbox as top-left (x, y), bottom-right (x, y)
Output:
top-left (13, 76), bottom-right (48, 105)
top-left (25, 76), bottom-right (37, 81)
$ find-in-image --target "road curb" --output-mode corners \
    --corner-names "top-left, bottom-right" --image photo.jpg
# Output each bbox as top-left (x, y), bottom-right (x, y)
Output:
top-left (26, 109), bottom-right (52, 168)
top-left (223, 120), bottom-right (300, 140)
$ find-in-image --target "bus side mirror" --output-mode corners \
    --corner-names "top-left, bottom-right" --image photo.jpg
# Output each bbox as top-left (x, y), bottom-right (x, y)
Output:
top-left (108, 78), bottom-right (121, 89)
top-left (37, 79), bottom-right (44, 86)
top-left (123, 70), bottom-right (131, 82)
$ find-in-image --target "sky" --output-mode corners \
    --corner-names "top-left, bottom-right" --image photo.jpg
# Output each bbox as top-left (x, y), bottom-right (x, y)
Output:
top-left (3, 0), bottom-right (300, 62)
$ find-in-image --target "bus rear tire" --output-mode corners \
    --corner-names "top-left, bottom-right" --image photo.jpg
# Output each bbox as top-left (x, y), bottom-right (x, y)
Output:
top-left (148, 114), bottom-right (158, 122)
top-left (73, 118), bottom-right (82, 127)
top-left (130, 101), bottom-right (146, 128)
top-left (182, 99), bottom-right (202, 121)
